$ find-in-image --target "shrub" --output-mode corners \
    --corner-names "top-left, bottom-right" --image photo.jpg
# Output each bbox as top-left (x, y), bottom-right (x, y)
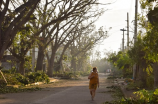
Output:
top-left (146, 75), bottom-right (154, 89)
top-left (78, 71), bottom-right (90, 76)
top-left (53, 71), bottom-right (76, 79)
top-left (123, 71), bottom-right (133, 78)
top-left (15, 73), bottom-right (29, 85)
top-left (104, 89), bottom-right (158, 104)
top-left (0, 73), bottom-right (21, 85)
top-left (26, 71), bottom-right (50, 84)
top-left (133, 89), bottom-right (158, 103)
top-left (0, 70), bottom-right (50, 86)
top-left (0, 86), bottom-right (42, 94)
top-left (0, 79), bottom-right (7, 88)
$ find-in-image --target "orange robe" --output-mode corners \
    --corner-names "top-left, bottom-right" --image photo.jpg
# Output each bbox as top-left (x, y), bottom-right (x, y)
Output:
top-left (89, 72), bottom-right (98, 89)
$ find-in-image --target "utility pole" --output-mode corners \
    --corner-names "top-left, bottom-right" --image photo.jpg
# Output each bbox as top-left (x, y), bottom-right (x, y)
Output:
top-left (134, 0), bottom-right (138, 43)
top-left (127, 12), bottom-right (129, 50)
top-left (122, 38), bottom-right (124, 51)
top-left (133, 0), bottom-right (138, 80)
top-left (120, 28), bottom-right (126, 53)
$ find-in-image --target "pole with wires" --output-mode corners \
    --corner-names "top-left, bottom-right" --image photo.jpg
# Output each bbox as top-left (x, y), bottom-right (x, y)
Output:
top-left (133, 0), bottom-right (138, 80)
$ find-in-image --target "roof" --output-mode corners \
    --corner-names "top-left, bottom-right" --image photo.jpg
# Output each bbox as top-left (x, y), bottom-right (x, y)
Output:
top-left (2, 55), bottom-right (17, 62)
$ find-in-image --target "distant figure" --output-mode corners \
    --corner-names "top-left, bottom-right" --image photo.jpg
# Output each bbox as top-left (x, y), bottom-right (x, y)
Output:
top-left (88, 67), bottom-right (99, 101)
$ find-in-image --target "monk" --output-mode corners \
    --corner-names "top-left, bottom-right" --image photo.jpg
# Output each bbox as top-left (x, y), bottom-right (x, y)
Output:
top-left (88, 67), bottom-right (99, 100)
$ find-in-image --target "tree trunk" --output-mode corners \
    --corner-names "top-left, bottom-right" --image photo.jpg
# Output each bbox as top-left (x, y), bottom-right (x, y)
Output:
top-left (0, 47), bottom-right (6, 64)
top-left (55, 47), bottom-right (68, 72)
top-left (153, 62), bottom-right (158, 88)
top-left (138, 65), bottom-right (147, 87)
top-left (71, 57), bottom-right (76, 71)
top-left (47, 45), bottom-right (57, 77)
top-left (133, 64), bottom-right (140, 81)
top-left (55, 61), bottom-right (62, 72)
top-left (47, 52), bottom-right (55, 77)
top-left (133, 64), bottom-right (137, 80)
top-left (31, 47), bottom-right (35, 71)
top-left (35, 46), bottom-right (45, 71)
top-left (77, 58), bottom-right (83, 71)
top-left (19, 59), bottom-right (25, 75)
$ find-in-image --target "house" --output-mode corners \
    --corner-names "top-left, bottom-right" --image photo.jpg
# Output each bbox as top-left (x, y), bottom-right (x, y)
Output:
top-left (1, 55), bottom-right (18, 70)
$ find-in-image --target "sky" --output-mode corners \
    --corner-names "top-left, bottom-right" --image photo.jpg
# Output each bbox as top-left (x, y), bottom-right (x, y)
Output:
top-left (94, 0), bottom-right (141, 58)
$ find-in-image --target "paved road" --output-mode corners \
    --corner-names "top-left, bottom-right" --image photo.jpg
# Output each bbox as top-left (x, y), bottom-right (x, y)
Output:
top-left (0, 73), bottom-right (113, 104)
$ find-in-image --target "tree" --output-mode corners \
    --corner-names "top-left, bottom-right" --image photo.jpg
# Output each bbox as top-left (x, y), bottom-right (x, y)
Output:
top-left (70, 26), bottom-right (108, 71)
top-left (0, 0), bottom-right (40, 63)
top-left (140, 0), bottom-right (158, 88)
top-left (143, 26), bottom-right (158, 88)
top-left (8, 25), bottom-right (34, 75)
top-left (33, 0), bottom-right (105, 76)
top-left (54, 22), bottom-right (96, 72)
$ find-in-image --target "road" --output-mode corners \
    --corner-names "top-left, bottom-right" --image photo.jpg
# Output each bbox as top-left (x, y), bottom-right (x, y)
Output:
top-left (0, 73), bottom-right (113, 104)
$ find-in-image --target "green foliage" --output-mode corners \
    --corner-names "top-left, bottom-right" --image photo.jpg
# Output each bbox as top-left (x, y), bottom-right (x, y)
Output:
top-left (108, 52), bottom-right (119, 64)
top-left (107, 76), bottom-right (119, 79)
top-left (15, 73), bottom-right (29, 85)
top-left (126, 83), bottom-right (139, 90)
top-left (1, 69), bottom-right (29, 85)
top-left (0, 73), bottom-right (21, 85)
top-left (106, 85), bottom-right (124, 102)
top-left (104, 98), bottom-right (156, 104)
top-left (0, 86), bottom-right (41, 94)
top-left (128, 36), bottom-right (146, 66)
top-left (76, 71), bottom-right (90, 76)
top-left (116, 55), bottom-right (133, 78)
top-left (107, 51), bottom-right (133, 78)
top-left (0, 70), bottom-right (50, 85)
top-left (126, 80), bottom-right (145, 90)
top-left (26, 71), bottom-right (50, 84)
top-left (0, 79), bottom-right (7, 88)
top-left (92, 58), bottom-right (111, 73)
top-left (143, 25), bottom-right (158, 62)
top-left (104, 89), bottom-right (158, 104)
top-left (86, 64), bottom-right (92, 73)
top-left (146, 75), bottom-right (154, 89)
top-left (140, 0), bottom-right (152, 10)
top-left (53, 71), bottom-right (79, 79)
top-left (108, 51), bottom-right (128, 69)
top-left (133, 89), bottom-right (158, 103)
top-left (24, 56), bottom-right (32, 71)
top-left (123, 71), bottom-right (133, 78)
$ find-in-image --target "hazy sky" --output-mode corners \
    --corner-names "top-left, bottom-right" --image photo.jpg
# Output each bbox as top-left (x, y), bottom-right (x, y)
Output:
top-left (94, 0), bottom-right (141, 57)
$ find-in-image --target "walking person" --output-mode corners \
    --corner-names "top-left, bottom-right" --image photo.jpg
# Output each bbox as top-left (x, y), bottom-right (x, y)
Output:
top-left (88, 67), bottom-right (99, 101)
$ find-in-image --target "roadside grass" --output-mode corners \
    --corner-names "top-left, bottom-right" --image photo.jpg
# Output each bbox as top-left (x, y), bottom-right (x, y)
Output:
top-left (0, 86), bottom-right (42, 94)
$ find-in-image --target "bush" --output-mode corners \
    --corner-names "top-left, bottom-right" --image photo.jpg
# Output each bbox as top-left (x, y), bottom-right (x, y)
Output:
top-left (53, 71), bottom-right (75, 79)
top-left (26, 71), bottom-right (50, 84)
top-left (146, 75), bottom-right (154, 89)
top-left (106, 85), bottom-right (124, 99)
top-left (0, 73), bottom-right (21, 85)
top-left (78, 71), bottom-right (90, 76)
top-left (0, 70), bottom-right (50, 85)
top-left (0, 79), bottom-right (7, 88)
top-left (104, 89), bottom-right (158, 104)
top-left (126, 80), bottom-right (144, 90)
top-left (15, 73), bottom-right (29, 85)
top-left (0, 86), bottom-right (42, 94)
top-left (123, 71), bottom-right (133, 78)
